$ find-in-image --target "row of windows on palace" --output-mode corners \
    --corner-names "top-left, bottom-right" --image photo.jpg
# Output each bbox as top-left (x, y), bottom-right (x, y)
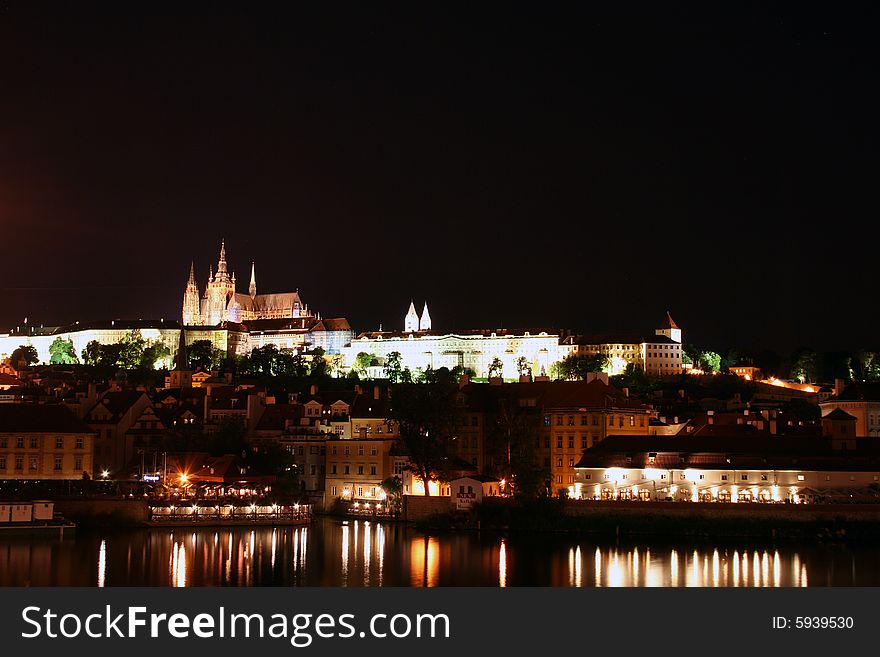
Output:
top-left (548, 414), bottom-right (645, 428)
top-left (0, 455), bottom-right (85, 472)
top-left (0, 436), bottom-right (86, 450)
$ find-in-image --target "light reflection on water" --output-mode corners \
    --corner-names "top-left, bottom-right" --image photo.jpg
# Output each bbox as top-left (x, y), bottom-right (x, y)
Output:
top-left (0, 517), bottom-right (874, 586)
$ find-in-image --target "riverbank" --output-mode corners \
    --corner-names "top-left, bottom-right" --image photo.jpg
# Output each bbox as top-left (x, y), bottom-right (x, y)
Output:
top-left (414, 498), bottom-right (880, 541)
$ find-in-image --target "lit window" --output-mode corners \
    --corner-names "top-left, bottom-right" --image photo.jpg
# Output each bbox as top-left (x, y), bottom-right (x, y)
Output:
top-left (797, 475), bottom-right (805, 481)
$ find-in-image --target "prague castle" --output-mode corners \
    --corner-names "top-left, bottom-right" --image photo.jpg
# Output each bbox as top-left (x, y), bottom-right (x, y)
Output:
top-left (183, 240), bottom-right (313, 326)
top-left (0, 242), bottom-right (681, 377)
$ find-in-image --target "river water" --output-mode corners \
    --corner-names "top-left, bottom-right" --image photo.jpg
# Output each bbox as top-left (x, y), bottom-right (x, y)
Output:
top-left (1, 517), bottom-right (877, 586)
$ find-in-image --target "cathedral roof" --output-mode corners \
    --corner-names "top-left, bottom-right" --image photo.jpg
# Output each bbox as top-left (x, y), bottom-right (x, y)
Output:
top-left (229, 291), bottom-right (303, 313)
top-left (311, 318), bottom-right (351, 332)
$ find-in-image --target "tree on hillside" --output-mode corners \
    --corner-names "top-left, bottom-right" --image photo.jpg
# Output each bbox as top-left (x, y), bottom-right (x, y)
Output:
top-left (355, 352), bottom-right (377, 377)
top-left (790, 349), bottom-right (818, 383)
top-left (119, 329), bottom-right (146, 369)
top-left (188, 339), bottom-right (223, 371)
top-left (140, 340), bottom-right (171, 370)
top-left (697, 351), bottom-right (722, 373)
top-left (10, 344), bottom-right (39, 367)
top-left (49, 337), bottom-right (78, 365)
top-left (82, 340), bottom-right (103, 366)
top-left (383, 351), bottom-right (403, 383)
top-left (273, 348), bottom-right (307, 377)
top-left (488, 357), bottom-right (503, 379)
top-left (308, 347), bottom-right (329, 377)
top-left (558, 353), bottom-right (609, 380)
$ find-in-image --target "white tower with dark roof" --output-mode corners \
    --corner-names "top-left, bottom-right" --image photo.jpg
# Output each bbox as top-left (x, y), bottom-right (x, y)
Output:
top-left (655, 311), bottom-right (682, 343)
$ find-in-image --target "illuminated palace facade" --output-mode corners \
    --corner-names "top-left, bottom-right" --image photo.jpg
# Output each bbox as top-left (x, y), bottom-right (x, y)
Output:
top-left (343, 306), bottom-right (684, 379)
top-left (343, 303), bottom-right (564, 378)
top-left (559, 313), bottom-right (684, 376)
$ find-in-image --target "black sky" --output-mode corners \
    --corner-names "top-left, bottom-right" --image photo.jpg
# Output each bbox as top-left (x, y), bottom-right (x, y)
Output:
top-left (1, 2), bottom-right (877, 354)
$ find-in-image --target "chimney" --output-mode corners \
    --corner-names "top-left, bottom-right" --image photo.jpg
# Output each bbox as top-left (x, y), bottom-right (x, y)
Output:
top-left (622, 387), bottom-right (629, 397)
top-left (707, 410), bottom-right (714, 425)
top-left (310, 384), bottom-right (318, 396)
top-left (458, 373), bottom-right (471, 389)
top-left (354, 384), bottom-right (362, 395)
top-left (489, 376), bottom-right (503, 386)
top-left (373, 385), bottom-right (380, 400)
top-left (834, 378), bottom-right (845, 397)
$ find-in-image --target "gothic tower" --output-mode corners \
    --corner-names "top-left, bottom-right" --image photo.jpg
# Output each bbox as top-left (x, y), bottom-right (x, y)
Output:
top-left (249, 261), bottom-right (257, 299)
top-left (404, 301), bottom-right (420, 333)
top-left (181, 262), bottom-right (201, 326)
top-left (419, 302), bottom-right (432, 331)
top-left (205, 240), bottom-right (236, 325)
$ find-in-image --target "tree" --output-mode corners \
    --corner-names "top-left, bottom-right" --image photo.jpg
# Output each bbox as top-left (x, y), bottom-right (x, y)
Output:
top-left (548, 361), bottom-right (564, 380)
top-left (558, 353), bottom-right (609, 380)
top-left (697, 351), bottom-right (722, 374)
top-left (487, 395), bottom-right (547, 498)
top-left (790, 349), bottom-right (818, 383)
top-left (720, 349), bottom-right (739, 373)
top-left (383, 351), bottom-right (403, 383)
top-left (140, 340), bottom-right (171, 370)
top-left (188, 339), bottom-right (223, 371)
top-left (682, 344), bottom-right (701, 367)
top-left (119, 329), bottom-right (146, 369)
top-left (355, 352), bottom-right (377, 377)
top-left (515, 356), bottom-right (532, 379)
top-left (48, 337), bottom-right (78, 365)
top-left (82, 340), bottom-right (103, 366)
top-left (308, 347), bottom-right (329, 377)
top-left (857, 351), bottom-right (880, 382)
top-left (380, 475), bottom-right (403, 515)
top-left (450, 365), bottom-right (476, 383)
top-left (10, 344), bottom-right (39, 367)
top-left (274, 348), bottom-right (307, 377)
top-left (390, 382), bottom-right (462, 496)
top-left (488, 357), bottom-right (503, 379)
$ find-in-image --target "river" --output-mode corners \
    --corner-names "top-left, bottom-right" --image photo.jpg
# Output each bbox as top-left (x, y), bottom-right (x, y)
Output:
top-left (1, 517), bottom-right (877, 586)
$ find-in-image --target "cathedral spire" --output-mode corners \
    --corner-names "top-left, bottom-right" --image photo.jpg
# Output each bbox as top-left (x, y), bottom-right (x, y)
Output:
top-left (419, 301), bottom-right (432, 331)
top-left (404, 300), bottom-right (420, 333)
top-left (215, 239), bottom-right (229, 280)
top-left (249, 261), bottom-right (257, 299)
top-left (187, 262), bottom-right (196, 285)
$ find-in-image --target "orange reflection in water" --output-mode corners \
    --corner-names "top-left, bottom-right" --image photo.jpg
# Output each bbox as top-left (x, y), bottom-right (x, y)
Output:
top-left (410, 536), bottom-right (439, 587)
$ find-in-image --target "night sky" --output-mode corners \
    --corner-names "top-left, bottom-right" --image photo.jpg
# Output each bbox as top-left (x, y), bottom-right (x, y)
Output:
top-left (1, 2), bottom-right (877, 354)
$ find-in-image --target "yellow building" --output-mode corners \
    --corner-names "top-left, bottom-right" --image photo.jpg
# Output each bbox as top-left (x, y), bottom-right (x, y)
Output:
top-left (539, 380), bottom-right (651, 495)
top-left (0, 405), bottom-right (96, 480)
top-left (323, 386), bottom-right (405, 510)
